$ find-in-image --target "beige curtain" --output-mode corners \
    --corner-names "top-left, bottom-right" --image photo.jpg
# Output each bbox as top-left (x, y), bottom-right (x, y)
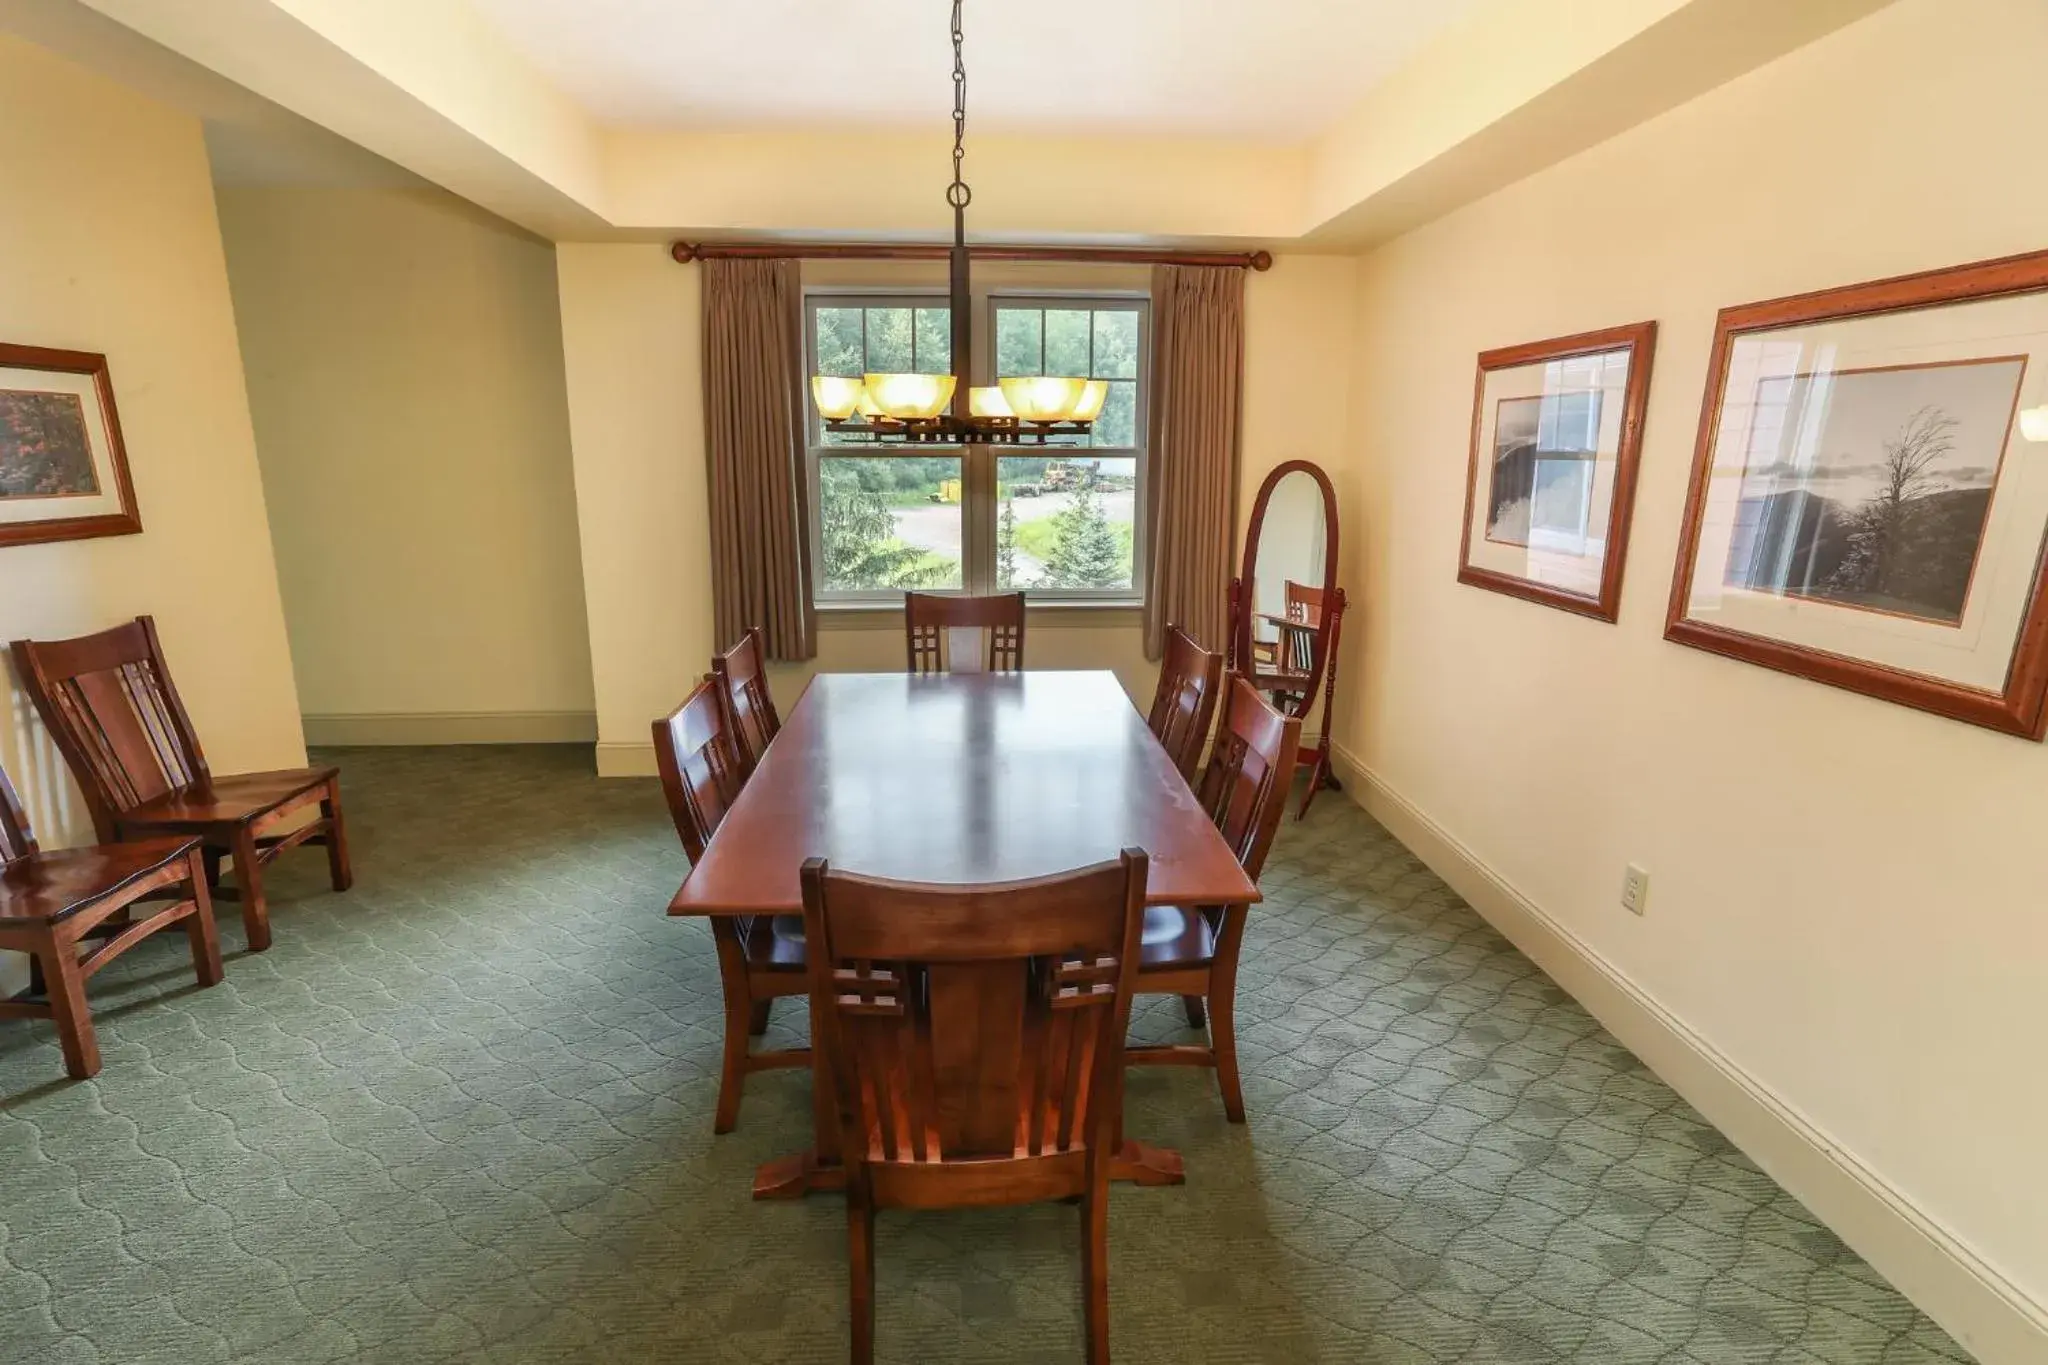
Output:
top-left (703, 257), bottom-right (815, 660)
top-left (1143, 264), bottom-right (1246, 660)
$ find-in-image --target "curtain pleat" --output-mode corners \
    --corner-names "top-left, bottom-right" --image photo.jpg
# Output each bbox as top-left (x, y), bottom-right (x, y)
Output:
top-left (703, 257), bottom-right (816, 661)
top-left (1143, 265), bottom-right (1246, 661)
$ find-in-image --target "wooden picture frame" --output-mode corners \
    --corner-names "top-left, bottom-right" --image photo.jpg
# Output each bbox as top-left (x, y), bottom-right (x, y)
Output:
top-left (1666, 249), bottom-right (2048, 738)
top-left (1457, 321), bottom-right (1657, 622)
top-left (0, 344), bottom-right (141, 549)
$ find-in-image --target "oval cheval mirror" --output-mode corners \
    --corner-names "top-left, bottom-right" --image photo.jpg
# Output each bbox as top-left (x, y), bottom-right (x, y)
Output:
top-left (1230, 460), bottom-right (1347, 819)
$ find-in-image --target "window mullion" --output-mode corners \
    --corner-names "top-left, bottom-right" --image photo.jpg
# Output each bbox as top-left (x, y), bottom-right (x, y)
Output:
top-left (962, 442), bottom-right (995, 594)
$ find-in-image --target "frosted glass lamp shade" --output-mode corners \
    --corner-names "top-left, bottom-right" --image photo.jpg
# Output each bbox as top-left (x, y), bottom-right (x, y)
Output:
top-left (999, 376), bottom-right (1089, 422)
top-left (1070, 380), bottom-right (1109, 422)
top-left (2021, 405), bottom-right (2048, 443)
top-left (811, 376), bottom-right (867, 421)
top-left (969, 386), bottom-right (1014, 418)
top-left (863, 372), bottom-right (956, 420)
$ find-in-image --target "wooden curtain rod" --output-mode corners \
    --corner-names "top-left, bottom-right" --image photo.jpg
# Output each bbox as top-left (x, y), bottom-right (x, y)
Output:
top-left (671, 240), bottom-right (1273, 271)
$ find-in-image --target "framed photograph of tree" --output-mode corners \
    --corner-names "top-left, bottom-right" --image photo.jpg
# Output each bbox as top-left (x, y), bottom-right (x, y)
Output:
top-left (0, 344), bottom-right (140, 549)
top-left (1458, 321), bottom-right (1657, 621)
top-left (1667, 249), bottom-right (2048, 737)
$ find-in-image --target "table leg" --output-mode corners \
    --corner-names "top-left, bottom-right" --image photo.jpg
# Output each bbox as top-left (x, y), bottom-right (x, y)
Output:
top-left (753, 1000), bottom-right (850, 1201)
top-left (753, 1150), bottom-right (847, 1199)
top-left (1110, 1139), bottom-right (1186, 1187)
top-left (1107, 1063), bottom-right (1185, 1187)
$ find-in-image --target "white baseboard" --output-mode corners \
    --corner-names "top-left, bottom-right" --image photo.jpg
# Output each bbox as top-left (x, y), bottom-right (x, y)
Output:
top-left (595, 740), bottom-right (658, 778)
top-left (302, 710), bottom-right (596, 747)
top-left (1326, 742), bottom-right (2046, 1365)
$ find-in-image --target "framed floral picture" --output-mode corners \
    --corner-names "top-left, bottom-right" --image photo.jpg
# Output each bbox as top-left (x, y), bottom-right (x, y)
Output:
top-left (0, 344), bottom-right (141, 549)
top-left (1458, 321), bottom-right (1656, 621)
top-left (1667, 250), bottom-right (2048, 737)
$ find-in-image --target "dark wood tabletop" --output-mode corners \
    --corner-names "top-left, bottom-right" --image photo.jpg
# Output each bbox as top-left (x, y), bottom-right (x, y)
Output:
top-left (668, 670), bottom-right (1259, 916)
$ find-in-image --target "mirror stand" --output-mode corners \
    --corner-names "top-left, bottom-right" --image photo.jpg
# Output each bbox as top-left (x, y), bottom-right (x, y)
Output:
top-left (1229, 459), bottom-right (1347, 820)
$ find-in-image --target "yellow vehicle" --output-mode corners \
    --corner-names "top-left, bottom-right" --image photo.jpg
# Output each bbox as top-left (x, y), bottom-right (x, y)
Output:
top-left (928, 478), bottom-right (962, 504)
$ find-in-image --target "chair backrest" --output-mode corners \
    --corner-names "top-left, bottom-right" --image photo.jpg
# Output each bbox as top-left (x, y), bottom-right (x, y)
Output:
top-left (9, 616), bottom-right (209, 836)
top-left (712, 626), bottom-right (780, 774)
top-left (651, 679), bottom-right (746, 863)
top-left (1284, 580), bottom-right (1325, 619)
top-left (1198, 676), bottom-right (1302, 882)
top-left (800, 850), bottom-right (1147, 1200)
top-left (1146, 625), bottom-right (1223, 781)
top-left (0, 761), bottom-right (37, 865)
top-left (904, 592), bottom-right (1026, 675)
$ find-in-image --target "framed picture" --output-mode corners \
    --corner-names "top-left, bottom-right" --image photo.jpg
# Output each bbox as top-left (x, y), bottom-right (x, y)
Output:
top-left (0, 344), bottom-right (141, 549)
top-left (1458, 321), bottom-right (1656, 621)
top-left (1667, 250), bottom-right (2048, 737)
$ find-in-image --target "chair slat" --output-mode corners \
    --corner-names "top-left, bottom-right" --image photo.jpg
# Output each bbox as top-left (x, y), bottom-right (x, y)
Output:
top-left (0, 763), bottom-right (35, 864)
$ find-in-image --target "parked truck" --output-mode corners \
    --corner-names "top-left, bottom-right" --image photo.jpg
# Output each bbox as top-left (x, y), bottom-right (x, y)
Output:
top-left (1010, 459), bottom-right (1098, 497)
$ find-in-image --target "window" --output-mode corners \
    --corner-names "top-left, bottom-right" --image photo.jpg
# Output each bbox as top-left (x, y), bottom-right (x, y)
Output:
top-left (991, 299), bottom-right (1145, 596)
top-left (810, 298), bottom-right (963, 593)
top-left (804, 292), bottom-right (1149, 605)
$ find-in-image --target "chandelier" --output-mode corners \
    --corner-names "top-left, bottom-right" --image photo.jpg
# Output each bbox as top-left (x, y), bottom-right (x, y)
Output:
top-left (807, 0), bottom-right (1101, 445)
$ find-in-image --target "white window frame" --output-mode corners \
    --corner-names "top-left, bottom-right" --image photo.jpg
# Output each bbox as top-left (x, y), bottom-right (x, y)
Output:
top-left (802, 288), bottom-right (1150, 608)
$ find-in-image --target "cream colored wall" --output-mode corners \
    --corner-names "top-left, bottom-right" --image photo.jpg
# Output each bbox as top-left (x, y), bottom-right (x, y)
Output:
top-left (1340, 0), bottom-right (2047, 1329)
top-left (555, 243), bottom-right (710, 775)
top-left (216, 184), bottom-right (595, 738)
top-left (555, 246), bottom-right (1357, 775)
top-left (0, 36), bottom-right (308, 987)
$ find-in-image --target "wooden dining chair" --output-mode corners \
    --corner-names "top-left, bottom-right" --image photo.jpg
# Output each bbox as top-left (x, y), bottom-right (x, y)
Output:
top-left (0, 759), bottom-right (222, 1080)
top-left (1146, 625), bottom-right (1223, 782)
top-left (802, 849), bottom-right (1149, 1365)
top-left (903, 591), bottom-right (1026, 674)
top-left (712, 625), bottom-right (781, 776)
top-left (1127, 676), bottom-right (1300, 1123)
top-left (10, 616), bottom-right (351, 954)
top-left (652, 678), bottom-right (807, 1133)
top-left (1281, 580), bottom-right (1323, 675)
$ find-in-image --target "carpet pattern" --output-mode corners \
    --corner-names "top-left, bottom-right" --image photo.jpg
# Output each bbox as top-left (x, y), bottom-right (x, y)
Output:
top-left (0, 745), bottom-right (1973, 1364)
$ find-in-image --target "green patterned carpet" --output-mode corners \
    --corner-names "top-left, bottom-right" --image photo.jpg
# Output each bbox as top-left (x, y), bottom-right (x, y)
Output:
top-left (0, 746), bottom-right (1972, 1364)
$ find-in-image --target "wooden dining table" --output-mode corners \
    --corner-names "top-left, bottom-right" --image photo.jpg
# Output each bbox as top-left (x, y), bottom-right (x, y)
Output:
top-left (669, 669), bottom-right (1260, 1199)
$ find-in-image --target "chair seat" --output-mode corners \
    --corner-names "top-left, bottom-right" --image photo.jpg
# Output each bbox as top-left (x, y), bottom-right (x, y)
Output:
top-left (0, 837), bottom-right (200, 923)
top-left (1250, 668), bottom-right (1310, 694)
top-left (745, 913), bottom-right (807, 971)
top-left (119, 767), bottom-right (338, 833)
top-left (1137, 905), bottom-right (1217, 970)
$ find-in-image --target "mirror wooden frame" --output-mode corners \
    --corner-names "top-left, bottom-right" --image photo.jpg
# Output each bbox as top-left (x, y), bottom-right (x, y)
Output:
top-left (1230, 459), bottom-right (1347, 817)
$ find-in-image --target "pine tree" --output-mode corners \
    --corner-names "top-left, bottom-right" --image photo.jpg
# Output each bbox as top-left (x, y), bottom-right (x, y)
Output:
top-left (997, 496), bottom-right (1019, 587)
top-left (1042, 479), bottom-right (1126, 589)
top-left (820, 489), bottom-right (950, 590)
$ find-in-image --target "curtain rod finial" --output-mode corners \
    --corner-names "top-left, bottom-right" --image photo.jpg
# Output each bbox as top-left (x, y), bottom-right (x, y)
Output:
top-left (1251, 250), bottom-right (1274, 272)
top-left (671, 241), bottom-right (700, 263)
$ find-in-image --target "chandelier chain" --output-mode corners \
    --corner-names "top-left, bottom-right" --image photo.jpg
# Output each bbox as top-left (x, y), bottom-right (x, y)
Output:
top-left (947, 0), bottom-right (971, 212)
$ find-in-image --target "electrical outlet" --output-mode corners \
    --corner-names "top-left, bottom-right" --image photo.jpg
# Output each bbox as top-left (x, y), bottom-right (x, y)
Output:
top-left (1621, 864), bottom-right (1650, 916)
